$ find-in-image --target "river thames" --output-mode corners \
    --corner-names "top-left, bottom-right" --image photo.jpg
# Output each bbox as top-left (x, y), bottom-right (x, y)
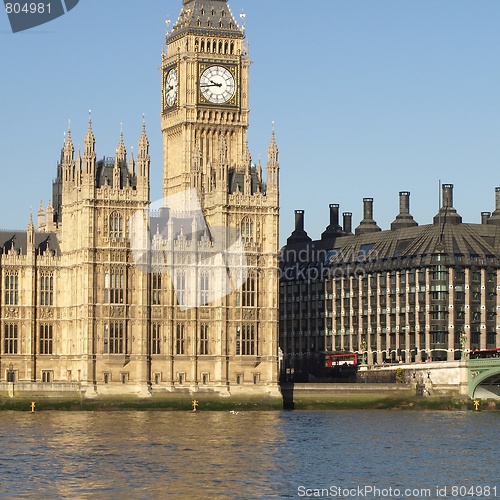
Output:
top-left (0, 410), bottom-right (497, 499)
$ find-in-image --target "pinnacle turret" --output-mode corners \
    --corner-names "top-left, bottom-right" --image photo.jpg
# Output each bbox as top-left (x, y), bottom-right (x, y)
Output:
top-left (137, 119), bottom-right (150, 180)
top-left (266, 125), bottom-right (279, 190)
top-left (115, 126), bottom-right (127, 163)
top-left (63, 124), bottom-right (74, 163)
top-left (27, 209), bottom-right (35, 248)
top-left (267, 127), bottom-right (278, 163)
top-left (83, 115), bottom-right (96, 179)
top-left (84, 114), bottom-right (95, 153)
top-left (37, 201), bottom-right (45, 230)
top-left (138, 119), bottom-right (149, 154)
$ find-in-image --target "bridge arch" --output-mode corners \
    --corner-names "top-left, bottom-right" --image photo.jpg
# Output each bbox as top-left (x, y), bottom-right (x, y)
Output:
top-left (468, 362), bottom-right (500, 399)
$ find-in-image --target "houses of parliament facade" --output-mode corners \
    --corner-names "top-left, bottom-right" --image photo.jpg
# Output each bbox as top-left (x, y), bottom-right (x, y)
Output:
top-left (0, 0), bottom-right (280, 397)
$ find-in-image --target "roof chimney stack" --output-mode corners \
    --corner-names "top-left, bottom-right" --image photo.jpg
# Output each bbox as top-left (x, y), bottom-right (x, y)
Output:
top-left (433, 183), bottom-right (462, 225)
top-left (355, 198), bottom-right (381, 236)
top-left (321, 203), bottom-right (345, 240)
top-left (286, 210), bottom-right (312, 245)
top-left (399, 191), bottom-right (410, 214)
top-left (343, 212), bottom-right (352, 235)
top-left (442, 183), bottom-right (453, 208)
top-left (486, 187), bottom-right (500, 225)
top-left (391, 191), bottom-right (418, 230)
top-left (295, 210), bottom-right (304, 232)
top-left (330, 204), bottom-right (339, 226)
top-left (481, 212), bottom-right (491, 225)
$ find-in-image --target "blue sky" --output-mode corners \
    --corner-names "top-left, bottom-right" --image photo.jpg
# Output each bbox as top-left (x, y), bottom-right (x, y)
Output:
top-left (1, 0), bottom-right (500, 245)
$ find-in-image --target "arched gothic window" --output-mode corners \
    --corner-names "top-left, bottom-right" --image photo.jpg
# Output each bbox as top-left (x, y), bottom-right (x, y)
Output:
top-left (104, 269), bottom-right (124, 304)
top-left (241, 217), bottom-right (254, 243)
top-left (200, 271), bottom-right (210, 306)
top-left (4, 272), bottom-right (18, 305)
top-left (109, 212), bottom-right (123, 239)
top-left (241, 274), bottom-right (256, 307)
top-left (40, 273), bottom-right (53, 306)
top-left (176, 271), bottom-right (186, 306)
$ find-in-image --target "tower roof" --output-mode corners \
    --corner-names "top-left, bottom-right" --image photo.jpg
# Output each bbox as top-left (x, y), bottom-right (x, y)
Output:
top-left (0, 230), bottom-right (60, 256)
top-left (168, 0), bottom-right (244, 43)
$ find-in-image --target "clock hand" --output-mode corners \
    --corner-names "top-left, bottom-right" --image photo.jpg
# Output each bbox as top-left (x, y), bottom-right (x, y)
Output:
top-left (200, 81), bottom-right (223, 88)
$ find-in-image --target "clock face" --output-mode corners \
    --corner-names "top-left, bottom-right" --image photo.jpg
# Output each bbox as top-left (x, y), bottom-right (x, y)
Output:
top-left (164, 68), bottom-right (178, 107)
top-left (199, 65), bottom-right (236, 104)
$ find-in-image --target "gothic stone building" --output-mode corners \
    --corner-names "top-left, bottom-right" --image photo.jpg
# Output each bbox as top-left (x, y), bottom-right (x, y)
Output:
top-left (0, 0), bottom-right (280, 397)
top-left (280, 185), bottom-right (500, 380)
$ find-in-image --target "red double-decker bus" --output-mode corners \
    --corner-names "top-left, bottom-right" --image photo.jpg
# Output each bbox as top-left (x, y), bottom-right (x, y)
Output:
top-left (469, 348), bottom-right (500, 359)
top-left (325, 352), bottom-right (358, 367)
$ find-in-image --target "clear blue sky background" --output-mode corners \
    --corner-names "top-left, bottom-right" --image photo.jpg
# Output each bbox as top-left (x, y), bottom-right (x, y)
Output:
top-left (1, 0), bottom-right (500, 245)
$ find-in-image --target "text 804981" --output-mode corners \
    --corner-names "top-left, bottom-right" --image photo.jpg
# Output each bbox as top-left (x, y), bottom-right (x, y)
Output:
top-left (5, 3), bottom-right (51, 14)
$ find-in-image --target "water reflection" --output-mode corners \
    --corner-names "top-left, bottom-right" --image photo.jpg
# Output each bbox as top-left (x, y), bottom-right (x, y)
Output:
top-left (0, 410), bottom-right (498, 499)
top-left (0, 411), bottom-right (286, 498)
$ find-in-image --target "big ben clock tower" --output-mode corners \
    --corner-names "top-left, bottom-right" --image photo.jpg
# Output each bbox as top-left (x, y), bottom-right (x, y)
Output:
top-left (158, 0), bottom-right (280, 395)
top-left (161, 0), bottom-right (250, 198)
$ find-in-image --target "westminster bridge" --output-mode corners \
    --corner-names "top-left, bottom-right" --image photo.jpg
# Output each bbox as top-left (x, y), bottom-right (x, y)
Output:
top-left (357, 357), bottom-right (500, 400)
top-left (467, 357), bottom-right (500, 399)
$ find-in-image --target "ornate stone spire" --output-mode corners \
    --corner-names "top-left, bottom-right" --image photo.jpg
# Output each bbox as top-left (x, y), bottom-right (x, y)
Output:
top-left (84, 111), bottom-right (96, 179)
top-left (37, 201), bottom-right (45, 230)
top-left (27, 209), bottom-right (35, 248)
top-left (138, 118), bottom-right (149, 154)
top-left (84, 111), bottom-right (95, 153)
top-left (267, 125), bottom-right (278, 164)
top-left (63, 122), bottom-right (74, 163)
top-left (128, 147), bottom-right (135, 177)
top-left (137, 117), bottom-right (150, 179)
top-left (266, 124), bottom-right (279, 190)
top-left (116, 124), bottom-right (127, 163)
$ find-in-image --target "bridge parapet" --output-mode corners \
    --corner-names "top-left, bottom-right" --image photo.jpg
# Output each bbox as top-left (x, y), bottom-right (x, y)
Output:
top-left (467, 358), bottom-right (500, 368)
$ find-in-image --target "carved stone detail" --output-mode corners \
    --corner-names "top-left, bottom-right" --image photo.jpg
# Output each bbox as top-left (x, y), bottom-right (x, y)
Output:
top-left (4, 307), bottom-right (19, 318)
top-left (39, 308), bottom-right (54, 320)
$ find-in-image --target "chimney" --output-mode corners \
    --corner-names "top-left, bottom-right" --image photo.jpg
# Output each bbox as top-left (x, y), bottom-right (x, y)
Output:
top-left (329, 204), bottom-right (340, 226)
top-left (391, 191), bottom-right (418, 230)
top-left (321, 204), bottom-right (344, 240)
top-left (286, 209), bottom-right (312, 245)
top-left (433, 183), bottom-right (462, 225)
top-left (399, 191), bottom-right (410, 214)
top-left (343, 212), bottom-right (352, 235)
top-left (442, 184), bottom-right (453, 208)
top-left (355, 198), bottom-right (381, 236)
top-left (364, 198), bottom-right (373, 219)
top-left (481, 212), bottom-right (491, 225)
top-left (487, 187), bottom-right (500, 225)
top-left (295, 210), bottom-right (305, 232)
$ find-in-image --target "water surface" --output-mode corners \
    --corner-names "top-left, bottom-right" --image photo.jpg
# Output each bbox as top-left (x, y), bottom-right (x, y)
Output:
top-left (0, 410), bottom-right (497, 498)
